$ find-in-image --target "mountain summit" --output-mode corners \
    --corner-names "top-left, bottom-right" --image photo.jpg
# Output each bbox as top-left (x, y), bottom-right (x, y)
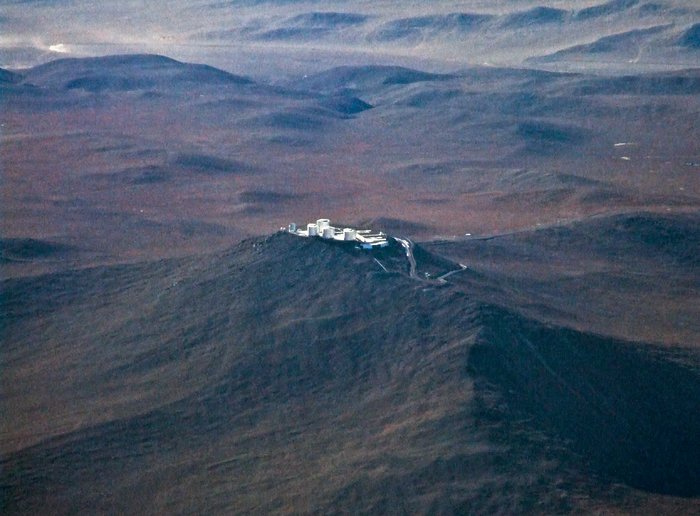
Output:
top-left (2, 232), bottom-right (699, 513)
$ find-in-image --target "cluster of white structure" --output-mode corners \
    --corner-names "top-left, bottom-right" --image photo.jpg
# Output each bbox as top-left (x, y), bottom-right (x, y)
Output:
top-left (286, 218), bottom-right (389, 250)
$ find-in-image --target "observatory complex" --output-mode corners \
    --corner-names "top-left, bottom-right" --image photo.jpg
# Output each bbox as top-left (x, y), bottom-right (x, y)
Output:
top-left (286, 219), bottom-right (390, 249)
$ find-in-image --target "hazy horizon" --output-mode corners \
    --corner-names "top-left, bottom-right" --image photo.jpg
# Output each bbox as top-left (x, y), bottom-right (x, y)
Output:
top-left (3, 0), bottom-right (699, 77)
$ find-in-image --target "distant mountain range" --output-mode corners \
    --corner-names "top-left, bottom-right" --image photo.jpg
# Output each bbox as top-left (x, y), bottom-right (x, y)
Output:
top-left (1, 1), bottom-right (699, 74)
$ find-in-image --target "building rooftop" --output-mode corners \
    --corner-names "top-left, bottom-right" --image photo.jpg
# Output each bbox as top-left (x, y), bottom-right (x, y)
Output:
top-left (285, 219), bottom-right (390, 249)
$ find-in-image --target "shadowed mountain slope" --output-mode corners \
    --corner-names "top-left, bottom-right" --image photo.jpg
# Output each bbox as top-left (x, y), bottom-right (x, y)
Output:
top-left (569, 67), bottom-right (700, 94)
top-left (500, 7), bottom-right (569, 28)
top-left (253, 11), bottom-right (370, 41)
top-left (370, 12), bottom-right (492, 42)
top-left (531, 24), bottom-right (673, 63)
top-left (0, 238), bottom-right (74, 263)
top-left (573, 0), bottom-right (641, 21)
top-left (678, 22), bottom-right (700, 48)
top-left (425, 211), bottom-right (700, 346)
top-left (471, 305), bottom-right (700, 498)
top-left (2, 232), bottom-right (699, 513)
top-left (0, 67), bottom-right (21, 84)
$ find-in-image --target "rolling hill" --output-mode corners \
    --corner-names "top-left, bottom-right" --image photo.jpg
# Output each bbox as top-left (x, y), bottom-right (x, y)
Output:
top-left (22, 54), bottom-right (254, 92)
top-left (1, 54), bottom-right (698, 276)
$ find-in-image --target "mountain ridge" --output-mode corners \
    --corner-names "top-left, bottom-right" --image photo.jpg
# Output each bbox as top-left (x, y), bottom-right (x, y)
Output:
top-left (2, 231), bottom-right (699, 512)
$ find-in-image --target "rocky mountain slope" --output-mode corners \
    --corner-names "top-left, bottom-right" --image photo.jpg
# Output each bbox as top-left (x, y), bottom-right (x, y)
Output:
top-left (2, 233), bottom-right (698, 513)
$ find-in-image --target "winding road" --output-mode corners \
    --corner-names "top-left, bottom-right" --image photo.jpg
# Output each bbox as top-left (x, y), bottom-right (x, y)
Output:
top-left (394, 237), bottom-right (418, 279)
top-left (436, 264), bottom-right (468, 282)
top-left (394, 237), bottom-right (467, 283)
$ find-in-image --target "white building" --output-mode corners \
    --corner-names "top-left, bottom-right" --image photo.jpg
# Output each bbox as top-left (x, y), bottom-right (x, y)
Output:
top-left (287, 218), bottom-right (389, 249)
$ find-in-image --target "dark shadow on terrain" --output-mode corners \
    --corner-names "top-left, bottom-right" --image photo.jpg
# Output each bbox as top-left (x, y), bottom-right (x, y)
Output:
top-left (573, 70), bottom-right (700, 95)
top-left (173, 153), bottom-right (254, 175)
top-left (678, 23), bottom-right (700, 48)
top-left (297, 65), bottom-right (455, 94)
top-left (320, 95), bottom-right (372, 115)
top-left (470, 306), bottom-right (700, 497)
top-left (0, 238), bottom-right (73, 262)
top-left (0, 68), bottom-right (22, 84)
top-left (573, 0), bottom-right (640, 21)
top-left (108, 165), bottom-right (171, 184)
top-left (500, 7), bottom-right (567, 28)
top-left (371, 12), bottom-right (491, 42)
top-left (411, 244), bottom-right (462, 278)
top-left (287, 12), bottom-right (370, 27)
top-left (238, 190), bottom-right (301, 204)
top-left (516, 121), bottom-right (588, 154)
top-left (533, 25), bottom-right (670, 62)
top-left (251, 110), bottom-right (332, 131)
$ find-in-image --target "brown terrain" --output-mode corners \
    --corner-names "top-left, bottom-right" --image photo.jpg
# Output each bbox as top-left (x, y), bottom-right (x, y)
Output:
top-left (1, 0), bottom-right (700, 513)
